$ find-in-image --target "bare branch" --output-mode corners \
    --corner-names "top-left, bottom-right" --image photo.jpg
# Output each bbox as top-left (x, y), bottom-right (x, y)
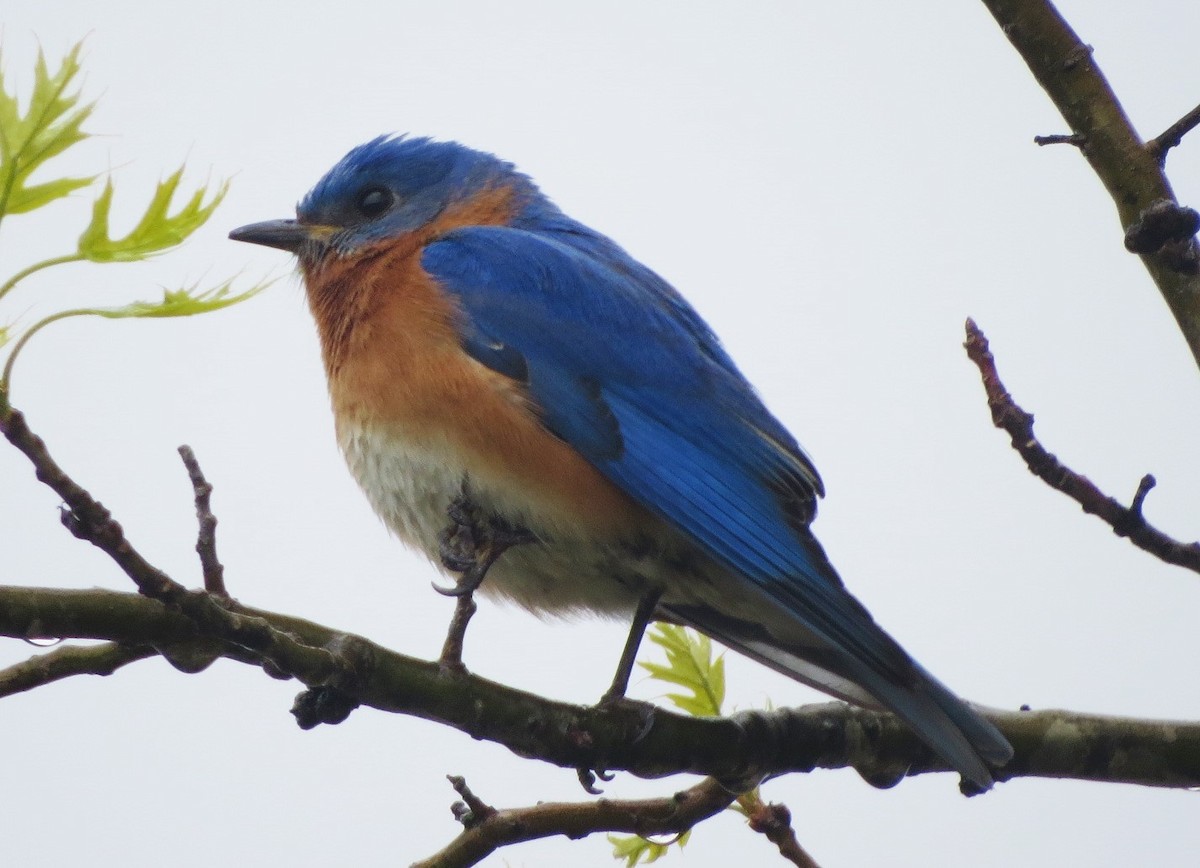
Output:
top-left (413, 776), bottom-right (737, 868)
top-left (178, 445), bottom-right (228, 597)
top-left (0, 641), bottom-right (156, 698)
top-left (1147, 102), bottom-right (1200, 163)
top-left (0, 405), bottom-right (184, 600)
top-left (982, 0), bottom-right (1200, 368)
top-left (741, 795), bottom-right (821, 867)
top-left (446, 774), bottom-right (498, 827)
top-left (4, 584), bottom-right (1200, 790)
top-left (0, 403), bottom-right (359, 688)
top-left (964, 319), bottom-right (1200, 573)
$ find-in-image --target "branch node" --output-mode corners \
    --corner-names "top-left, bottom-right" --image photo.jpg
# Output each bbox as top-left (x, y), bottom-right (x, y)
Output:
top-left (1130, 473), bottom-right (1157, 517)
top-left (58, 504), bottom-right (88, 539)
top-left (291, 685), bottom-right (360, 729)
top-left (1114, 474), bottom-right (1158, 538)
top-left (1123, 200), bottom-right (1200, 268)
top-left (1147, 102), bottom-right (1200, 164)
top-left (158, 641), bottom-right (222, 674)
top-left (1061, 42), bottom-right (1093, 70)
top-left (446, 775), bottom-right (497, 828)
top-left (744, 799), bottom-right (822, 868)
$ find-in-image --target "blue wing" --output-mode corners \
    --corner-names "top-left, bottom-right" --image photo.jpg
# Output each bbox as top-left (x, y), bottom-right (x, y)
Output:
top-left (422, 224), bottom-right (1011, 786)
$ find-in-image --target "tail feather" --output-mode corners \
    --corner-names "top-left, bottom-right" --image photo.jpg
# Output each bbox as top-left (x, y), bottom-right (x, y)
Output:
top-left (662, 601), bottom-right (1013, 790)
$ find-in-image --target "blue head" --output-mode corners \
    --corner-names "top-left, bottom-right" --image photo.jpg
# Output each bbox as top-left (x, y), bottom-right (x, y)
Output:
top-left (231, 135), bottom-right (551, 259)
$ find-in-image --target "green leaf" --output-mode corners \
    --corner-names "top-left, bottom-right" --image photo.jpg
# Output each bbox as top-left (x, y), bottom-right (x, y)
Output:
top-left (89, 278), bottom-right (269, 320)
top-left (639, 624), bottom-right (725, 717)
top-left (0, 42), bottom-right (95, 219)
top-left (608, 830), bottom-right (690, 866)
top-left (78, 169), bottom-right (229, 263)
top-left (6, 175), bottom-right (95, 214)
top-left (0, 277), bottom-right (271, 394)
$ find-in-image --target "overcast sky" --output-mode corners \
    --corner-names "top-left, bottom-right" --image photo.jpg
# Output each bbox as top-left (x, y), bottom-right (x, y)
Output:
top-left (3, 2), bottom-right (1200, 866)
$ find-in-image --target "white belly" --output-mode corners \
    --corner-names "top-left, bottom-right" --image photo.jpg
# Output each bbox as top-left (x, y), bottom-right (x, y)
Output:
top-left (338, 421), bottom-right (667, 616)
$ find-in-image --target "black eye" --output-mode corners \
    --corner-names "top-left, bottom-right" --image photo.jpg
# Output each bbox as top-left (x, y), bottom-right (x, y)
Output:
top-left (356, 186), bottom-right (393, 219)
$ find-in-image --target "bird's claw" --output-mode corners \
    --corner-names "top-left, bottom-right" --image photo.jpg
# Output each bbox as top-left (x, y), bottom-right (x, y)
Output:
top-left (576, 766), bottom-right (616, 794)
top-left (595, 694), bottom-right (658, 745)
top-left (431, 572), bottom-right (484, 598)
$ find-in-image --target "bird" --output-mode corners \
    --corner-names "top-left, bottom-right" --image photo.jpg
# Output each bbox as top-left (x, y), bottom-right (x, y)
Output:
top-left (230, 135), bottom-right (1013, 790)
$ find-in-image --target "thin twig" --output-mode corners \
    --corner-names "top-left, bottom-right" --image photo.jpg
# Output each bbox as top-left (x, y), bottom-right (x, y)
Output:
top-left (0, 641), bottom-right (156, 698)
top-left (1147, 102), bottom-right (1200, 163)
top-left (744, 799), bottom-right (821, 868)
top-left (963, 318), bottom-right (1200, 573)
top-left (446, 775), bottom-right (498, 827)
top-left (0, 405), bottom-right (183, 600)
top-left (0, 403), bottom-right (349, 689)
top-left (1033, 133), bottom-right (1086, 148)
top-left (413, 776), bottom-right (738, 868)
top-left (178, 444), bottom-right (228, 597)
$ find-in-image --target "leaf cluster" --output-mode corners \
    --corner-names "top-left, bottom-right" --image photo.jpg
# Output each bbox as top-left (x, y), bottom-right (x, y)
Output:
top-left (0, 41), bottom-right (266, 400)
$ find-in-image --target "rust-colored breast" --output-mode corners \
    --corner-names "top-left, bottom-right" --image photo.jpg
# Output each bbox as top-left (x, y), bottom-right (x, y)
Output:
top-left (301, 189), bottom-right (644, 537)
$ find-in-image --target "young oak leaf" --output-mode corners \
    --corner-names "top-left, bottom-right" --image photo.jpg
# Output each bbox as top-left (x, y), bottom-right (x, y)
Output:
top-left (639, 623), bottom-right (726, 717)
top-left (0, 42), bottom-right (95, 217)
top-left (607, 830), bottom-right (691, 867)
top-left (0, 277), bottom-right (270, 395)
top-left (90, 279), bottom-right (266, 319)
top-left (78, 169), bottom-right (229, 263)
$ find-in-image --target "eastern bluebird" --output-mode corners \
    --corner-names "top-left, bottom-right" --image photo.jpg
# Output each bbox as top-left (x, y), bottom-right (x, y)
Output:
top-left (231, 136), bottom-right (1012, 789)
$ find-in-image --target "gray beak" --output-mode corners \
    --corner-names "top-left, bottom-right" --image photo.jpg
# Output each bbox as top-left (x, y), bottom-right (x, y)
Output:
top-left (229, 219), bottom-right (315, 253)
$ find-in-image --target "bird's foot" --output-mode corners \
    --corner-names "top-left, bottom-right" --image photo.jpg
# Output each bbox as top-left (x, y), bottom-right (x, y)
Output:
top-left (437, 492), bottom-right (484, 576)
top-left (594, 694), bottom-right (659, 745)
top-left (437, 592), bottom-right (477, 674)
top-left (436, 490), bottom-right (535, 594)
top-left (434, 486), bottom-right (535, 671)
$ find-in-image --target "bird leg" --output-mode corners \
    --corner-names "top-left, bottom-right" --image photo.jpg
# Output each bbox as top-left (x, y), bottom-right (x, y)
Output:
top-left (435, 486), bottom-right (534, 673)
top-left (599, 587), bottom-right (663, 704)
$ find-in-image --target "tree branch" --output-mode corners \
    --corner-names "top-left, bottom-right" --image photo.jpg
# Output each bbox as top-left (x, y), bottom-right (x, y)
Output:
top-left (741, 795), bottom-right (821, 867)
top-left (0, 403), bottom-right (365, 688)
top-left (982, 0), bottom-right (1200, 368)
top-left (0, 405), bottom-right (184, 601)
top-left (412, 776), bottom-right (738, 868)
top-left (0, 641), bottom-right (157, 698)
top-left (1147, 102), bottom-right (1200, 163)
top-left (964, 318), bottom-right (1200, 572)
top-left (3, 584), bottom-right (1199, 790)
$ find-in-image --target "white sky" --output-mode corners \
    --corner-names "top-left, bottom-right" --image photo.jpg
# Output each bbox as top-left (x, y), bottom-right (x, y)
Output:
top-left (2, 2), bottom-right (1199, 865)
